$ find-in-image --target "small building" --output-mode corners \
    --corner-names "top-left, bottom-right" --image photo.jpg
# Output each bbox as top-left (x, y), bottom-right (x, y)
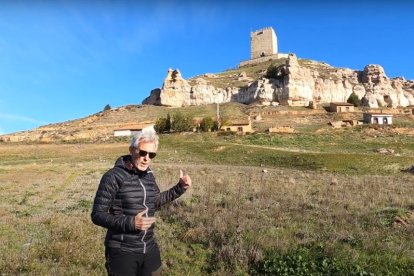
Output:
top-left (220, 116), bottom-right (252, 134)
top-left (330, 102), bottom-right (355, 113)
top-left (113, 126), bottom-right (144, 137)
top-left (363, 113), bottom-right (393, 125)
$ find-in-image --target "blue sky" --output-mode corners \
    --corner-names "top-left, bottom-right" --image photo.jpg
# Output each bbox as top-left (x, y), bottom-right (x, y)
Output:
top-left (0, 0), bottom-right (413, 134)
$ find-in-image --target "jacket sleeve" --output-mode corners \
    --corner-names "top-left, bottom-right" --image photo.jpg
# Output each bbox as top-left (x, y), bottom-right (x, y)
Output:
top-left (155, 180), bottom-right (186, 210)
top-left (91, 171), bottom-right (136, 232)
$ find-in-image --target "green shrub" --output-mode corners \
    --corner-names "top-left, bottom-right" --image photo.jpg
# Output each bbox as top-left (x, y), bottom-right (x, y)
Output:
top-left (265, 63), bottom-right (279, 79)
top-left (171, 112), bottom-right (193, 132)
top-left (250, 246), bottom-right (414, 276)
top-left (250, 247), bottom-right (340, 275)
top-left (374, 207), bottom-right (408, 226)
top-left (347, 92), bottom-right (361, 107)
top-left (200, 117), bottom-right (214, 132)
top-left (155, 118), bottom-right (168, 133)
top-left (155, 113), bottom-right (172, 133)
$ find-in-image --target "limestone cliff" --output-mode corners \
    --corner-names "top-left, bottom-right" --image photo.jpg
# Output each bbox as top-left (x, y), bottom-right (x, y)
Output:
top-left (142, 55), bottom-right (414, 108)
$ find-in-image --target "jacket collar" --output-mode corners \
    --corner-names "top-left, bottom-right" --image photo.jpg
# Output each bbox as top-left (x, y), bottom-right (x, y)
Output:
top-left (115, 155), bottom-right (150, 175)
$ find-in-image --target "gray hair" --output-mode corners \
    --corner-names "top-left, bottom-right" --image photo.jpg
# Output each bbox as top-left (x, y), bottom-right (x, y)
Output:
top-left (130, 125), bottom-right (159, 150)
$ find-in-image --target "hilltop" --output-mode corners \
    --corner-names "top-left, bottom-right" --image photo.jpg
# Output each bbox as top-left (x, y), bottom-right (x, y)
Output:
top-left (143, 54), bottom-right (414, 108)
top-left (143, 27), bottom-right (413, 109)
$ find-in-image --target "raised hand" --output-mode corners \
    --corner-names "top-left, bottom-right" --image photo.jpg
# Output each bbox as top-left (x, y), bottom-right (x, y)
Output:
top-left (179, 169), bottom-right (192, 190)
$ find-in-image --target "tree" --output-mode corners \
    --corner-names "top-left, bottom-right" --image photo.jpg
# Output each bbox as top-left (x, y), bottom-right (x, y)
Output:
top-left (154, 117), bottom-right (168, 133)
top-left (265, 63), bottom-right (279, 79)
top-left (171, 112), bottom-right (193, 132)
top-left (200, 117), bottom-right (214, 132)
top-left (347, 92), bottom-right (361, 107)
top-left (165, 113), bottom-right (171, 132)
top-left (154, 113), bottom-right (172, 133)
top-left (212, 120), bottom-right (220, 131)
top-left (103, 104), bottom-right (111, 111)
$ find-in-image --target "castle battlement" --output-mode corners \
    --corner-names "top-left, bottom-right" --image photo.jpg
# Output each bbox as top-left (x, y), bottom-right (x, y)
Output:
top-left (251, 27), bottom-right (274, 33)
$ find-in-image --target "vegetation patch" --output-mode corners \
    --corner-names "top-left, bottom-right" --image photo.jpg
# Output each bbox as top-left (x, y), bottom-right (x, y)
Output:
top-left (250, 246), bottom-right (414, 276)
top-left (1, 129), bottom-right (414, 274)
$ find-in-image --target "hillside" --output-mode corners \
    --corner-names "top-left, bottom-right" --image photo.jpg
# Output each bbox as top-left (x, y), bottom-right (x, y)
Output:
top-left (0, 103), bottom-right (248, 142)
top-left (2, 98), bottom-right (414, 143)
top-left (2, 56), bottom-right (414, 143)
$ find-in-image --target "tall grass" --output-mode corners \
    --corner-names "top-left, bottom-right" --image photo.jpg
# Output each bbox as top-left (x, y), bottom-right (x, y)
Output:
top-left (1, 132), bottom-right (413, 274)
top-left (155, 165), bottom-right (414, 274)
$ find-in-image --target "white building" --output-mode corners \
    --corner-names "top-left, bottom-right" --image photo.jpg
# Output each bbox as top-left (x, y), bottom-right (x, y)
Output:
top-left (363, 113), bottom-right (393, 125)
top-left (113, 128), bottom-right (142, 137)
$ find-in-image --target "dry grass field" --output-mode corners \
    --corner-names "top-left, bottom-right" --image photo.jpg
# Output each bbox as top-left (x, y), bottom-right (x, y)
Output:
top-left (1, 130), bottom-right (414, 275)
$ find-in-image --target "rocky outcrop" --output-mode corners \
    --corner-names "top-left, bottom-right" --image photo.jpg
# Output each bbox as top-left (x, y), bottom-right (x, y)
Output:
top-left (159, 69), bottom-right (191, 107)
top-left (142, 55), bottom-right (414, 108)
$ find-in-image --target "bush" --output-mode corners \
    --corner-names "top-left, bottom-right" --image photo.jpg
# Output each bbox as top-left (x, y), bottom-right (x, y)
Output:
top-left (200, 117), bottom-right (214, 132)
top-left (217, 130), bottom-right (236, 137)
top-left (265, 63), bottom-right (279, 79)
top-left (347, 92), bottom-right (361, 107)
top-left (103, 104), bottom-right (111, 111)
top-left (250, 246), bottom-right (414, 276)
top-left (165, 113), bottom-right (171, 131)
top-left (212, 120), bottom-right (220, 131)
top-left (155, 117), bottom-right (168, 133)
top-left (250, 247), bottom-right (358, 276)
top-left (171, 112), bottom-right (193, 132)
top-left (155, 113), bottom-right (171, 133)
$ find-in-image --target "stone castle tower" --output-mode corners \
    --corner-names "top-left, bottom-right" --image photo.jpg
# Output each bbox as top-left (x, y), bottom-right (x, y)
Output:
top-left (250, 27), bottom-right (278, 59)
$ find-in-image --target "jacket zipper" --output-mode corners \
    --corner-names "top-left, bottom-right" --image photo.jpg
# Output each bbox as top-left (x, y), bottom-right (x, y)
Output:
top-left (138, 178), bottom-right (148, 254)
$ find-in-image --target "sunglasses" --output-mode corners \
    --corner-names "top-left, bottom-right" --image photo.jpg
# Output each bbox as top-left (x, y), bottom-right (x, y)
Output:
top-left (137, 149), bottom-right (157, 159)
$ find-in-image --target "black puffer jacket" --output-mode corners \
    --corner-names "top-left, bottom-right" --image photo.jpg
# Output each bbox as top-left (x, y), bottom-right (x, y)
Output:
top-left (91, 155), bottom-right (185, 253)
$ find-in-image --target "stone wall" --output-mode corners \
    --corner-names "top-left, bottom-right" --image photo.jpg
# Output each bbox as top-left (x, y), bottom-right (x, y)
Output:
top-left (251, 27), bottom-right (278, 59)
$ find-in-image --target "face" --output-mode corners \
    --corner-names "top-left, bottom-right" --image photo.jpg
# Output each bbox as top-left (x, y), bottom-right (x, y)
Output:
top-left (129, 141), bottom-right (157, 171)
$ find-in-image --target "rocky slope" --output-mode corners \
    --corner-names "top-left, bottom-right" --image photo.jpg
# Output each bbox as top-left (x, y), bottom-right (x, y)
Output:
top-left (143, 54), bottom-right (414, 108)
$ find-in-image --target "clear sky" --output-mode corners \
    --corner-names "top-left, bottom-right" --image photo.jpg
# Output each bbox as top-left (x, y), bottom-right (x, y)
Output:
top-left (0, 0), bottom-right (413, 135)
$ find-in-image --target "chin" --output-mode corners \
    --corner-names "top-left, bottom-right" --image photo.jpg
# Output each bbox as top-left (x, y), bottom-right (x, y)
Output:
top-left (138, 165), bottom-right (149, 171)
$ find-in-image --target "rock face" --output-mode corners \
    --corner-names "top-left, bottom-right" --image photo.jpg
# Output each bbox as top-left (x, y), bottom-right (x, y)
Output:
top-left (142, 55), bottom-right (414, 108)
top-left (159, 69), bottom-right (191, 107)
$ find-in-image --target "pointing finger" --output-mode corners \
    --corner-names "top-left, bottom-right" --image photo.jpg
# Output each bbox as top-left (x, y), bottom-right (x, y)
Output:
top-left (180, 169), bottom-right (183, 178)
